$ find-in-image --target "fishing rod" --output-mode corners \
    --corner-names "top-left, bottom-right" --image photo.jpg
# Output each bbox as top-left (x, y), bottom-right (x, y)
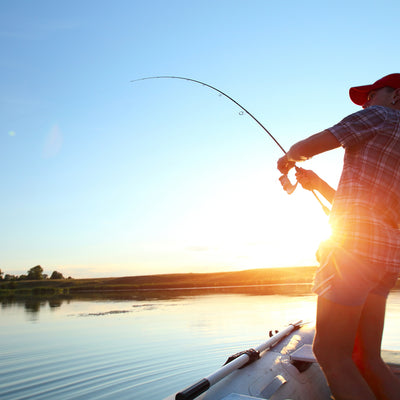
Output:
top-left (131, 76), bottom-right (286, 153)
top-left (130, 75), bottom-right (330, 215)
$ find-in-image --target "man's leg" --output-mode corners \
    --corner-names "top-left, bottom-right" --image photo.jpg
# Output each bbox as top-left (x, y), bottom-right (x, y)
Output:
top-left (352, 292), bottom-right (400, 400)
top-left (313, 295), bottom-right (376, 400)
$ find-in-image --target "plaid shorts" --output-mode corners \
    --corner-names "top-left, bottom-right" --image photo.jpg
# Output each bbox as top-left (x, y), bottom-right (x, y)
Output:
top-left (312, 243), bottom-right (399, 306)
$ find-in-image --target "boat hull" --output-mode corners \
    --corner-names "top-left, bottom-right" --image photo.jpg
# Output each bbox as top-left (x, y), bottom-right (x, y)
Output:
top-left (165, 323), bottom-right (331, 400)
top-left (165, 323), bottom-right (400, 400)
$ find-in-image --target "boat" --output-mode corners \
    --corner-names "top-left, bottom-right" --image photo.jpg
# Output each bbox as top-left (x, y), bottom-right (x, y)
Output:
top-left (164, 320), bottom-right (400, 400)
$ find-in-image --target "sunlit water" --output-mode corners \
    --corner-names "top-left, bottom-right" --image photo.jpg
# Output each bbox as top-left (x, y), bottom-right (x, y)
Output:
top-left (1, 288), bottom-right (399, 400)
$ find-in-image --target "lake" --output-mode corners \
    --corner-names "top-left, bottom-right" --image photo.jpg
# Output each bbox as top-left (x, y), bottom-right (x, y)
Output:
top-left (1, 287), bottom-right (400, 400)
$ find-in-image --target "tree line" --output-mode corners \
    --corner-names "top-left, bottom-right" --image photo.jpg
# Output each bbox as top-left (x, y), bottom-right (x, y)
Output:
top-left (0, 265), bottom-right (71, 281)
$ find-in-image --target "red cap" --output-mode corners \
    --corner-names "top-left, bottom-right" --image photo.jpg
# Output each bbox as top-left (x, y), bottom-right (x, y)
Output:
top-left (349, 73), bottom-right (400, 105)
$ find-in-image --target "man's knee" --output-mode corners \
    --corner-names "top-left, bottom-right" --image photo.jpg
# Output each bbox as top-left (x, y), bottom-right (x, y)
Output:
top-left (352, 336), bottom-right (384, 373)
top-left (313, 330), bottom-right (346, 371)
top-left (353, 352), bottom-right (386, 376)
top-left (313, 333), bottom-right (330, 367)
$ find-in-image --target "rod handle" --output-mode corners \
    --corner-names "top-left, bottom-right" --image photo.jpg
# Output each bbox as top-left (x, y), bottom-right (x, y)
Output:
top-left (175, 378), bottom-right (210, 400)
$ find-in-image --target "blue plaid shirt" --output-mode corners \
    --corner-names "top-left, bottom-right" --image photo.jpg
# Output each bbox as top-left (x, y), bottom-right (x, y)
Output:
top-left (327, 105), bottom-right (400, 272)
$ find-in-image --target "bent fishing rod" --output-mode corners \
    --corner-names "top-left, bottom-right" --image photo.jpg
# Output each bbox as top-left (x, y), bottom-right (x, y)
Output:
top-left (130, 75), bottom-right (329, 215)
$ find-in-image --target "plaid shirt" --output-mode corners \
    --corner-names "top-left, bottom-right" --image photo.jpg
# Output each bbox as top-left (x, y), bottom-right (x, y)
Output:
top-left (327, 105), bottom-right (400, 272)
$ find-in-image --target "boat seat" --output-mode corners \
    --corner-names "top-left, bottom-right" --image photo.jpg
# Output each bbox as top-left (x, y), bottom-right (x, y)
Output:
top-left (290, 344), bottom-right (317, 363)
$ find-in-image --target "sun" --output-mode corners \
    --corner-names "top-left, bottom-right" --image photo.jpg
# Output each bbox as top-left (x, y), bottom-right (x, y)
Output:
top-left (161, 170), bottom-right (333, 272)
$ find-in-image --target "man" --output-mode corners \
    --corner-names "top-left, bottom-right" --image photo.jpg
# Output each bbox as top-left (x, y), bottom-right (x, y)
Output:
top-left (277, 73), bottom-right (400, 400)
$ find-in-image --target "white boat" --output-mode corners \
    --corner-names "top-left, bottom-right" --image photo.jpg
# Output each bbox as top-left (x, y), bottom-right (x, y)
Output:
top-left (164, 321), bottom-right (400, 400)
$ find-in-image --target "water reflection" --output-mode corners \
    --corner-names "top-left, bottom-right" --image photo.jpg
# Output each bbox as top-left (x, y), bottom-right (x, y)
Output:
top-left (49, 298), bottom-right (63, 308)
top-left (1, 297), bottom-right (62, 311)
top-left (0, 288), bottom-right (399, 400)
top-left (0, 283), bottom-right (314, 314)
top-left (2, 285), bottom-right (399, 317)
top-left (24, 298), bottom-right (45, 313)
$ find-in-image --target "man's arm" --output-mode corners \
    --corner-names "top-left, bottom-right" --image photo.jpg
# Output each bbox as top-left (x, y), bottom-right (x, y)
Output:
top-left (277, 130), bottom-right (341, 174)
top-left (287, 129), bottom-right (341, 161)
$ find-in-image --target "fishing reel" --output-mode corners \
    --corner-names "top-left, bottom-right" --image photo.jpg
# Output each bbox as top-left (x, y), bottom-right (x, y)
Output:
top-left (278, 165), bottom-right (304, 195)
top-left (279, 174), bottom-right (298, 195)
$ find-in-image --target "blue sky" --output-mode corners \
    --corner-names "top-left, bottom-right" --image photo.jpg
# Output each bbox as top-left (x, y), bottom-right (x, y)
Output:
top-left (1, 0), bottom-right (400, 278)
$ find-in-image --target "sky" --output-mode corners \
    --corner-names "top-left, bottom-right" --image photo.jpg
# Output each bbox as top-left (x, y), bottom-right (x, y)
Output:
top-left (1, 0), bottom-right (400, 278)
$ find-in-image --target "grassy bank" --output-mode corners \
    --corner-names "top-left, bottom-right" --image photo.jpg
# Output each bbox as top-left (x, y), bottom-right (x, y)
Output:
top-left (0, 266), bottom-right (317, 297)
top-left (2, 266), bottom-right (399, 298)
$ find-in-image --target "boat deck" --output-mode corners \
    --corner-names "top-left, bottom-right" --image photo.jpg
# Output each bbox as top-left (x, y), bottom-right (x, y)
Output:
top-left (165, 323), bottom-right (400, 400)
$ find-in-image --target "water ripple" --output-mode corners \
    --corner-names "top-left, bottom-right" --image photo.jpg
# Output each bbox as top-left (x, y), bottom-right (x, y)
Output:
top-left (1, 292), bottom-right (399, 399)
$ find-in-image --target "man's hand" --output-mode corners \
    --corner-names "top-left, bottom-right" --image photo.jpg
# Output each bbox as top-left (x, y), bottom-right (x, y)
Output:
top-left (295, 167), bottom-right (321, 191)
top-left (277, 154), bottom-right (296, 175)
top-left (295, 167), bottom-right (336, 204)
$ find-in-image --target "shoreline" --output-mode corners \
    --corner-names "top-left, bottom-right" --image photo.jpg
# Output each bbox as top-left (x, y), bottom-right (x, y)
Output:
top-left (1, 266), bottom-right (399, 298)
top-left (0, 266), bottom-right (317, 297)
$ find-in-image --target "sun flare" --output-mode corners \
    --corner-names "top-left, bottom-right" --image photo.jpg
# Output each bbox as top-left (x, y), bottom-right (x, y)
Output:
top-left (160, 171), bottom-right (333, 272)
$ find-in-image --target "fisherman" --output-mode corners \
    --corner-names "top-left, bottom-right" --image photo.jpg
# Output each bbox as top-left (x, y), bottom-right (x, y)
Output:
top-left (277, 73), bottom-right (400, 400)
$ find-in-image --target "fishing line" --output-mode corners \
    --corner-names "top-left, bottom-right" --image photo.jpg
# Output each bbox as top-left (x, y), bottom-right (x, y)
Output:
top-left (131, 76), bottom-right (287, 153)
top-left (130, 75), bottom-right (330, 215)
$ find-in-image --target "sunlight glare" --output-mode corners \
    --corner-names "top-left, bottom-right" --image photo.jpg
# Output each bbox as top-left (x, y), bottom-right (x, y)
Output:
top-left (162, 169), bottom-right (332, 271)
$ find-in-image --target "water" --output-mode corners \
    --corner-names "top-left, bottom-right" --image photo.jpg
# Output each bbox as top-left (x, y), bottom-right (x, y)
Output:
top-left (1, 288), bottom-right (400, 400)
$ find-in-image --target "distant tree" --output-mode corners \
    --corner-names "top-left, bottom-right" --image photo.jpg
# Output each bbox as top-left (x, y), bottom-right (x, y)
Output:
top-left (50, 271), bottom-right (64, 280)
top-left (27, 265), bottom-right (44, 280)
top-left (17, 274), bottom-right (28, 281)
top-left (4, 274), bottom-right (16, 281)
top-left (0, 269), bottom-right (3, 280)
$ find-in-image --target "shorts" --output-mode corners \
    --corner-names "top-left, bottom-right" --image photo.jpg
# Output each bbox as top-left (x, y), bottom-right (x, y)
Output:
top-left (312, 244), bottom-right (399, 306)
